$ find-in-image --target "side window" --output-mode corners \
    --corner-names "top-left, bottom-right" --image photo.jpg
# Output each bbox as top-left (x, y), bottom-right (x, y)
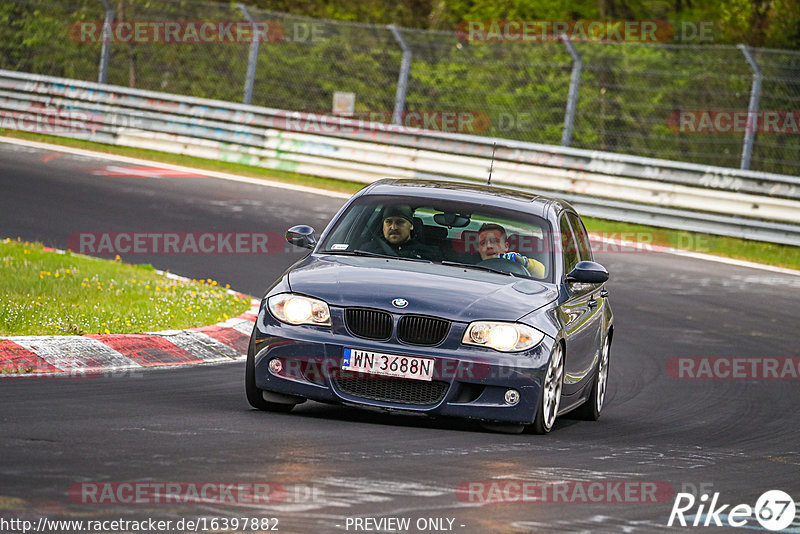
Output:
top-left (567, 212), bottom-right (593, 262)
top-left (559, 214), bottom-right (580, 274)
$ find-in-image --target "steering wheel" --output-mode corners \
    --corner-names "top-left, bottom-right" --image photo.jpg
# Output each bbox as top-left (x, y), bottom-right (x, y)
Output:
top-left (478, 257), bottom-right (529, 277)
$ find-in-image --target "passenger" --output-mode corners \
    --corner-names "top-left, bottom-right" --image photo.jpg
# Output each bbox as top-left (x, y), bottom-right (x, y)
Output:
top-left (477, 222), bottom-right (545, 278)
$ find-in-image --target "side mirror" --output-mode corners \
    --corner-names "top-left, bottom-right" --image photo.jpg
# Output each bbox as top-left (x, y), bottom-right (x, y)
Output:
top-left (566, 261), bottom-right (609, 284)
top-left (286, 225), bottom-right (316, 250)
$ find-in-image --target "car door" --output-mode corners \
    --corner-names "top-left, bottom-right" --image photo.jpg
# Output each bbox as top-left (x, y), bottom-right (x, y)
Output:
top-left (558, 212), bottom-right (605, 395)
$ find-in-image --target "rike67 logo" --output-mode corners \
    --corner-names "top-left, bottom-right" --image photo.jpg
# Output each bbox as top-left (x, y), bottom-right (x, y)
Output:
top-left (668, 490), bottom-right (796, 531)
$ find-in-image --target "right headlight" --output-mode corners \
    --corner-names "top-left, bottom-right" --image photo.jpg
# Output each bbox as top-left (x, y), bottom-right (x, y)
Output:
top-left (462, 321), bottom-right (544, 352)
top-left (268, 293), bottom-right (331, 326)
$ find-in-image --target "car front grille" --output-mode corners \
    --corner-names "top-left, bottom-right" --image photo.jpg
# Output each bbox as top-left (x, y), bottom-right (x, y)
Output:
top-left (345, 308), bottom-right (392, 340)
top-left (333, 370), bottom-right (448, 405)
top-left (397, 315), bottom-right (450, 346)
top-left (345, 308), bottom-right (450, 345)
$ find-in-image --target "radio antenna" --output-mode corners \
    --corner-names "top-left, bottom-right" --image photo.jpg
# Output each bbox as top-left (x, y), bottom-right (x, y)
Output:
top-left (487, 142), bottom-right (497, 186)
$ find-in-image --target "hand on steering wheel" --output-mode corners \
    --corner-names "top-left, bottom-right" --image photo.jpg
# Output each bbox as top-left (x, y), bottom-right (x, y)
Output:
top-left (478, 256), bottom-right (529, 276)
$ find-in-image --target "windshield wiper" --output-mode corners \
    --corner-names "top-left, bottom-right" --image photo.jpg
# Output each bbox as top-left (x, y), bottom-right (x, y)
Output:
top-left (440, 260), bottom-right (516, 277)
top-left (323, 249), bottom-right (432, 263)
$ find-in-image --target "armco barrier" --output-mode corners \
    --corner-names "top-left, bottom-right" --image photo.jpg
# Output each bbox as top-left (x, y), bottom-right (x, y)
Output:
top-left (2, 68), bottom-right (799, 245)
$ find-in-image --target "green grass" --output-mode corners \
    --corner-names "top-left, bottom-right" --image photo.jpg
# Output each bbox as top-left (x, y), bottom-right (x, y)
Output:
top-left (0, 238), bottom-right (251, 336)
top-left (2, 129), bottom-right (799, 271)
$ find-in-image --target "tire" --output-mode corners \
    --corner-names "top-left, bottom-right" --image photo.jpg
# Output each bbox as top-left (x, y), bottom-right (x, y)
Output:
top-left (531, 342), bottom-right (565, 434)
top-left (245, 328), bottom-right (297, 413)
top-left (573, 332), bottom-right (611, 421)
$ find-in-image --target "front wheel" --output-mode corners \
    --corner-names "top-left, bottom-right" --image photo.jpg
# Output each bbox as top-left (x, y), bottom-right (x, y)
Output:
top-left (531, 343), bottom-right (564, 434)
top-left (573, 333), bottom-right (611, 421)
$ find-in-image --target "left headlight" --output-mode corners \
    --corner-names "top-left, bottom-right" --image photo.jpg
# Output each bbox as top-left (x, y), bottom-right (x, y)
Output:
top-left (462, 321), bottom-right (544, 352)
top-left (268, 293), bottom-right (331, 326)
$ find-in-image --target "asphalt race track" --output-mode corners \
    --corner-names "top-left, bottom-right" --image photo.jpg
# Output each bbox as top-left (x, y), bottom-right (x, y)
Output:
top-left (1, 140), bottom-right (799, 533)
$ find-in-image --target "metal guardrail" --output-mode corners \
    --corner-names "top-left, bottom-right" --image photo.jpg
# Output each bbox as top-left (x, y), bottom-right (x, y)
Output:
top-left (1, 68), bottom-right (800, 246)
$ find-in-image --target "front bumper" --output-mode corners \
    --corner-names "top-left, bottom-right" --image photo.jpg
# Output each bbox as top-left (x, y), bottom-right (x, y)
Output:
top-left (251, 306), bottom-right (556, 425)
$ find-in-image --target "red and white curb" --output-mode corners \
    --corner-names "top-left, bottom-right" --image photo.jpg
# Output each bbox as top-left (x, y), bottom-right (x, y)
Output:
top-left (0, 303), bottom-right (258, 377)
top-left (0, 243), bottom-right (261, 376)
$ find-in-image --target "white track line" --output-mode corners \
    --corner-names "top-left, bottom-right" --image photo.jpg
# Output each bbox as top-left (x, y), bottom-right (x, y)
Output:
top-left (591, 235), bottom-right (800, 277)
top-left (0, 136), bottom-right (350, 199)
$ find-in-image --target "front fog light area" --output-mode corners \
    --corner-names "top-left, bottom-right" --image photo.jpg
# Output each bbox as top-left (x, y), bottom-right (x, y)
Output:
top-left (462, 321), bottom-right (544, 352)
top-left (504, 389), bottom-right (520, 405)
top-left (268, 293), bottom-right (331, 326)
top-left (269, 359), bottom-right (283, 373)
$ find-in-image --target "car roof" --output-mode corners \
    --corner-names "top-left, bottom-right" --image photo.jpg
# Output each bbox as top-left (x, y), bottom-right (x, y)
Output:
top-left (359, 178), bottom-right (575, 221)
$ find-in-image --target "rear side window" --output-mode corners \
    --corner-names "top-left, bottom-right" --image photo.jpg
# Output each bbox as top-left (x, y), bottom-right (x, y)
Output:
top-left (559, 215), bottom-right (580, 273)
top-left (567, 212), bottom-right (593, 262)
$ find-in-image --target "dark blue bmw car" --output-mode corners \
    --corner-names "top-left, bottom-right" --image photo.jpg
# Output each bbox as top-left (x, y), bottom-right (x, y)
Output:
top-left (246, 179), bottom-right (613, 433)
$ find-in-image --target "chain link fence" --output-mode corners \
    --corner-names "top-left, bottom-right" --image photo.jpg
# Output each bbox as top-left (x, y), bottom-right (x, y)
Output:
top-left (1, 0), bottom-right (799, 175)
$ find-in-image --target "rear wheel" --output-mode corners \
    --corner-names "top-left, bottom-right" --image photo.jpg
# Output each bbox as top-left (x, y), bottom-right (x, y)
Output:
top-left (245, 328), bottom-right (298, 413)
top-left (531, 343), bottom-right (564, 434)
top-left (573, 333), bottom-right (611, 421)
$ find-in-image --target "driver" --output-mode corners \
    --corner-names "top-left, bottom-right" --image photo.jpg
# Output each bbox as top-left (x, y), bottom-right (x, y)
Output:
top-left (477, 223), bottom-right (545, 278)
top-left (365, 204), bottom-right (439, 260)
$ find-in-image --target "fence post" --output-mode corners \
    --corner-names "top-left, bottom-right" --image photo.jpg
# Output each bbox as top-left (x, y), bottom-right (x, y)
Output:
top-left (738, 44), bottom-right (762, 171)
top-left (560, 34), bottom-right (582, 147)
top-left (388, 25), bottom-right (411, 126)
top-left (238, 3), bottom-right (260, 105)
top-left (97, 0), bottom-right (113, 84)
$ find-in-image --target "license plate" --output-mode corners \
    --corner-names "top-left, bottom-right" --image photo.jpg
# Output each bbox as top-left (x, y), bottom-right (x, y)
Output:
top-left (342, 348), bottom-right (434, 381)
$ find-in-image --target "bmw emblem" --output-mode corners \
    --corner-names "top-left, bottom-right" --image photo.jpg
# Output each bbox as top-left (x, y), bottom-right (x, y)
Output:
top-left (392, 298), bottom-right (408, 308)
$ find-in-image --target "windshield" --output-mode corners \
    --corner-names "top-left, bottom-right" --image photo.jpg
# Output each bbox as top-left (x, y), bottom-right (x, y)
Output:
top-left (319, 194), bottom-right (553, 281)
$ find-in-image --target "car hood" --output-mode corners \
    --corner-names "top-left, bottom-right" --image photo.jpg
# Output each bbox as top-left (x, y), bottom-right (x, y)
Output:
top-left (286, 254), bottom-right (557, 322)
